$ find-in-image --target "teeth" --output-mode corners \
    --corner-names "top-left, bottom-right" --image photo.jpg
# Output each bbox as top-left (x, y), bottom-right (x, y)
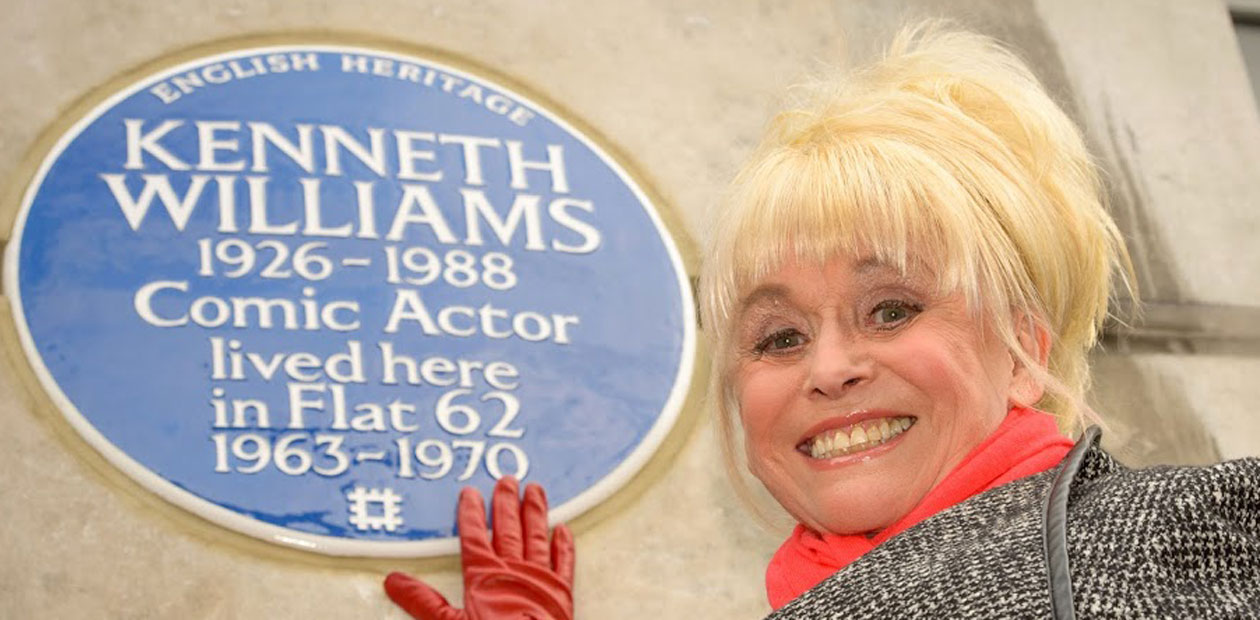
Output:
top-left (805, 416), bottom-right (915, 460)
top-left (850, 426), bottom-right (867, 446)
top-left (834, 431), bottom-right (850, 451)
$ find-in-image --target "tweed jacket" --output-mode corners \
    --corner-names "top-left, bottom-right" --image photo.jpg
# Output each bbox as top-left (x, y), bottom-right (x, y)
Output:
top-left (767, 428), bottom-right (1260, 619)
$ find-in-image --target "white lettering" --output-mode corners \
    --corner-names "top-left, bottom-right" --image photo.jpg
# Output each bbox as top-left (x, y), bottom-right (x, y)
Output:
top-left (197, 121), bottom-right (246, 171)
top-left (506, 140), bottom-right (569, 193)
top-left (438, 134), bottom-right (500, 186)
top-left (322, 125), bottom-right (387, 177)
top-left (102, 173), bottom-right (208, 231)
top-left (124, 119), bottom-right (190, 170)
top-left (461, 189), bottom-right (544, 250)
top-left (250, 122), bottom-right (315, 173)
top-left (386, 184), bottom-right (457, 243)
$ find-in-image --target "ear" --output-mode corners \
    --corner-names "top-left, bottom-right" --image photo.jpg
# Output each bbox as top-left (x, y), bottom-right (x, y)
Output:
top-left (1008, 314), bottom-right (1051, 407)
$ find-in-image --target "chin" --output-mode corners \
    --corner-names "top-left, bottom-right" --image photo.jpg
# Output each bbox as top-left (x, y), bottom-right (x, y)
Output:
top-left (805, 501), bottom-right (907, 536)
top-left (783, 474), bottom-right (928, 536)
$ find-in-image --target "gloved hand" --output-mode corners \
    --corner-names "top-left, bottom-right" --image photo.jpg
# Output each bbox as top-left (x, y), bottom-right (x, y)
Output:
top-left (384, 476), bottom-right (575, 619)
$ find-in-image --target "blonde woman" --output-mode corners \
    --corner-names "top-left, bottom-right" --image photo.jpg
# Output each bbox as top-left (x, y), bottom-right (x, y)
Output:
top-left (386, 24), bottom-right (1260, 619)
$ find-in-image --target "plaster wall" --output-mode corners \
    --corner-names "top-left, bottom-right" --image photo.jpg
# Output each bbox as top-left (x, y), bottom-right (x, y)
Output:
top-left (1, 1), bottom-right (1257, 618)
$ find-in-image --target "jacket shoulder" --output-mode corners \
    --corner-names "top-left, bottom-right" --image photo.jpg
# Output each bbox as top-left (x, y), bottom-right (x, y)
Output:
top-left (767, 470), bottom-right (1056, 619)
top-left (1066, 447), bottom-right (1260, 618)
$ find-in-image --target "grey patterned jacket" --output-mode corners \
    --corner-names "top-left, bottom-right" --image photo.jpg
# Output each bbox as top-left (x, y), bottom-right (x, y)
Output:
top-left (767, 428), bottom-right (1260, 619)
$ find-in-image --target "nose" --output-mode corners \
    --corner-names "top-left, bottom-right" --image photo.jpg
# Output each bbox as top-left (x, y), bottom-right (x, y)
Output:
top-left (807, 326), bottom-right (872, 398)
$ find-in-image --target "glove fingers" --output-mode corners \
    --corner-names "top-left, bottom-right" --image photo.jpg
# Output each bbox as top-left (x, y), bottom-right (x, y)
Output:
top-left (457, 486), bottom-right (495, 561)
top-left (521, 483), bottom-right (551, 566)
top-left (383, 572), bottom-right (464, 620)
top-left (491, 475), bottom-right (525, 561)
top-left (551, 523), bottom-right (576, 586)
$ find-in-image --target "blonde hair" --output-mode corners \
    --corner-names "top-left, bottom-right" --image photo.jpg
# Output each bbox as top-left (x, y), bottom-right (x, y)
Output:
top-left (700, 23), bottom-right (1135, 501)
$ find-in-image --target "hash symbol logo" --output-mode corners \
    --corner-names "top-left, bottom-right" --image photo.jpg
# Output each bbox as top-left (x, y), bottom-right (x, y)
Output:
top-left (346, 486), bottom-right (404, 532)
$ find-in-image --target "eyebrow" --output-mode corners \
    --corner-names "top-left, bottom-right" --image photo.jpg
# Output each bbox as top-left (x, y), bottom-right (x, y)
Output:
top-left (735, 257), bottom-right (909, 313)
top-left (854, 255), bottom-right (897, 274)
top-left (737, 284), bottom-right (791, 315)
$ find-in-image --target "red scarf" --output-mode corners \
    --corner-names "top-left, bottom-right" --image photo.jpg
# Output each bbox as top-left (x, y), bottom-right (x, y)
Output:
top-left (764, 406), bottom-right (1073, 609)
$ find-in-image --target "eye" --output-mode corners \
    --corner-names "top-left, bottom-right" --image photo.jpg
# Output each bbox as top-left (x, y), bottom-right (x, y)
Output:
top-left (754, 328), bottom-right (806, 354)
top-left (870, 300), bottom-right (922, 328)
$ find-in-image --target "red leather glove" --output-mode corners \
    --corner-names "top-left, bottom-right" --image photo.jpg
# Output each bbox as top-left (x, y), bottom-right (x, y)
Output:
top-left (384, 476), bottom-right (575, 620)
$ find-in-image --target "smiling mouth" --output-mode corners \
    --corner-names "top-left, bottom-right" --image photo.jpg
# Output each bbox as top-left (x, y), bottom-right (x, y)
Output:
top-left (799, 416), bottom-right (916, 459)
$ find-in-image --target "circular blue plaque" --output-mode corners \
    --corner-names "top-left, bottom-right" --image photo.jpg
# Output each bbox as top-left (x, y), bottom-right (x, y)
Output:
top-left (5, 43), bottom-right (694, 556)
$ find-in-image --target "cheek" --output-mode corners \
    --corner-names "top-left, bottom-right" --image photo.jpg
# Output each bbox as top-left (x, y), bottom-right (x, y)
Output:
top-left (889, 331), bottom-right (1009, 420)
top-left (735, 369), bottom-right (788, 431)
top-left (735, 367), bottom-right (797, 468)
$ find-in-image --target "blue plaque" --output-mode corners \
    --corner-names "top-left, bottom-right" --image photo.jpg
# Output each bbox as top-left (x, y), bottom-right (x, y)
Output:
top-left (4, 43), bottom-right (695, 556)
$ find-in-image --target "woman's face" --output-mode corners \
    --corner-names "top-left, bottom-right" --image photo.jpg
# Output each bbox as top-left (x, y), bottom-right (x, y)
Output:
top-left (733, 254), bottom-right (1032, 535)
